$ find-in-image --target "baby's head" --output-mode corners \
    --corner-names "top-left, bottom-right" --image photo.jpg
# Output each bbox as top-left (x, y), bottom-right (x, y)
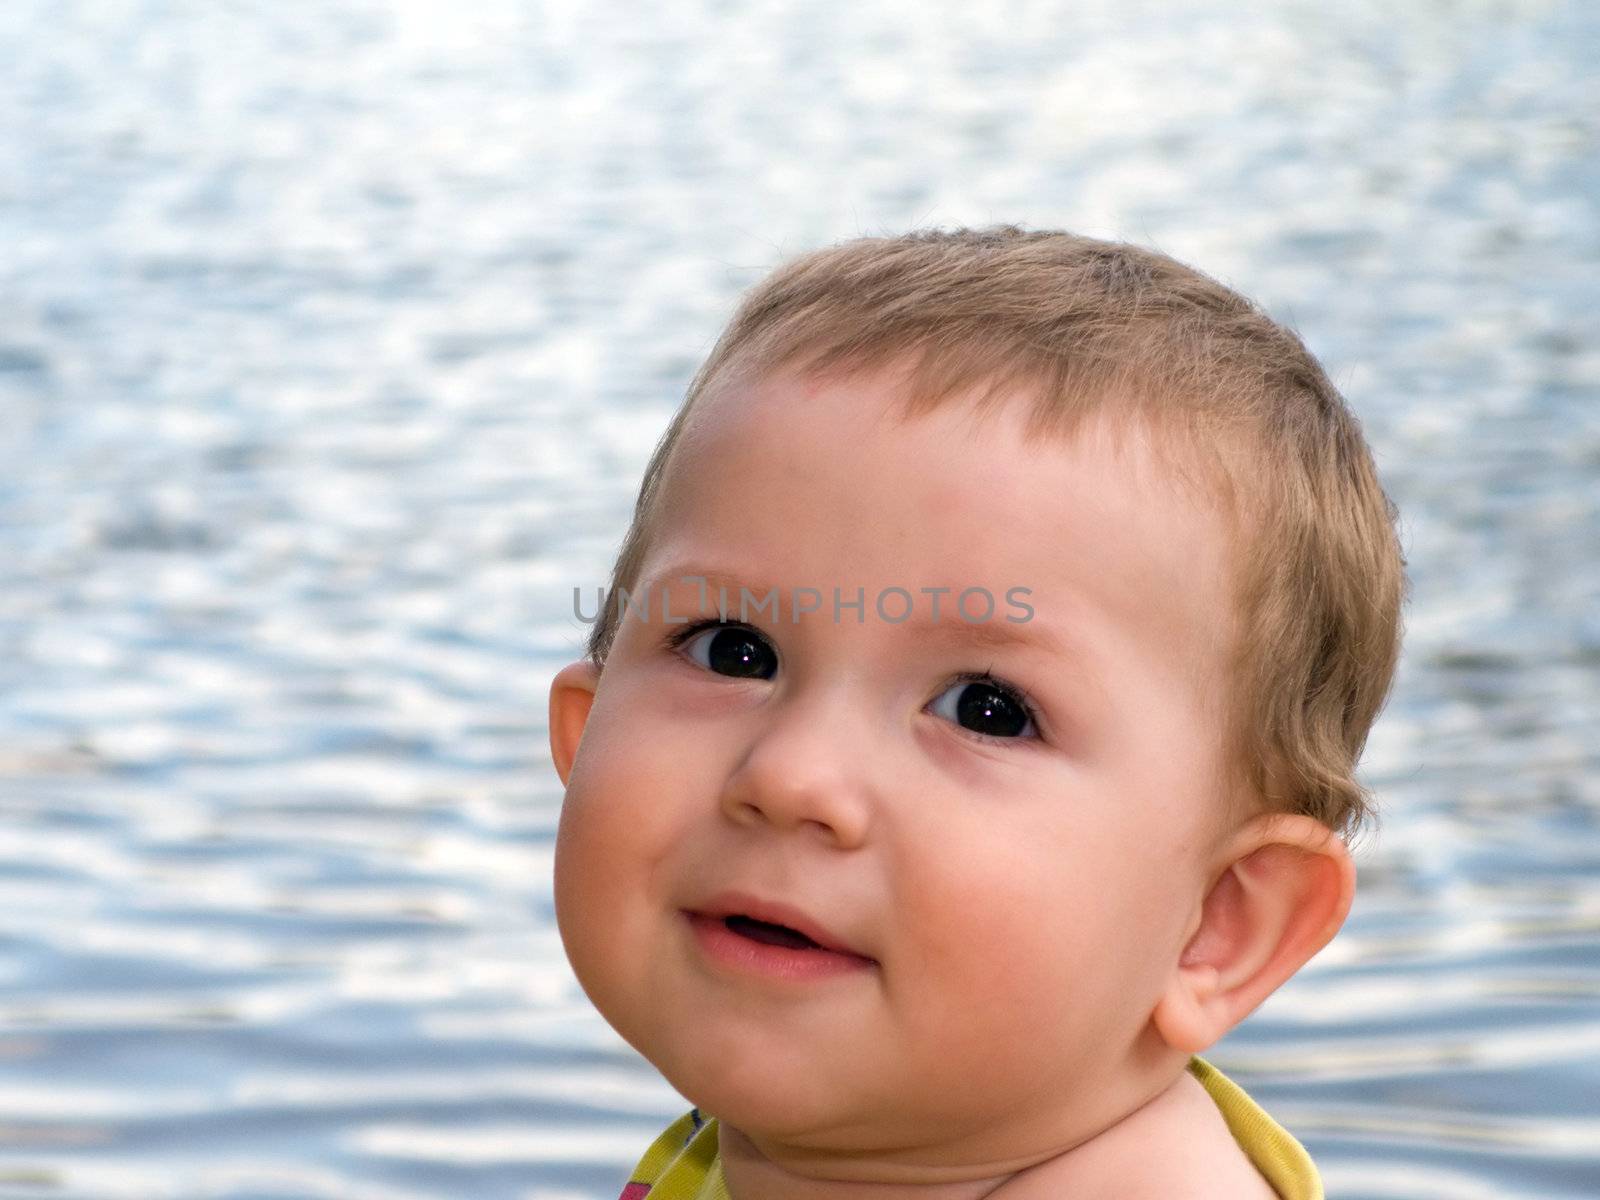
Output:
top-left (549, 227), bottom-right (1406, 1187)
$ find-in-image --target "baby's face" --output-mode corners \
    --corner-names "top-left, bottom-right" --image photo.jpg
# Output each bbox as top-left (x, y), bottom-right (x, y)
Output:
top-left (551, 364), bottom-right (1246, 1162)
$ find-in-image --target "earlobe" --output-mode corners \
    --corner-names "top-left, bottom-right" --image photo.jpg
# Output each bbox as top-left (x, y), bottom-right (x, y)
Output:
top-left (549, 660), bottom-right (602, 786)
top-left (1152, 814), bottom-right (1356, 1055)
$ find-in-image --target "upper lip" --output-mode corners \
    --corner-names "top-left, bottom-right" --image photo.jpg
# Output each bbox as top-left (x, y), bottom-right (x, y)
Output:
top-left (687, 890), bottom-right (872, 960)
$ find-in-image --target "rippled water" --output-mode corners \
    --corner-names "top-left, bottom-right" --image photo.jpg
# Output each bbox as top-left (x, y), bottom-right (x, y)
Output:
top-left (1, 1), bottom-right (1597, 1197)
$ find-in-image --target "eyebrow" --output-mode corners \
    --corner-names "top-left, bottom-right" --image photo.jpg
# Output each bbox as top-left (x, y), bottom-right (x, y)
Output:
top-left (640, 563), bottom-right (1079, 663)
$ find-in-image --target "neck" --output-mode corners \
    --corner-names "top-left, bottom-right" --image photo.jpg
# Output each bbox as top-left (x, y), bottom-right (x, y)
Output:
top-left (718, 1065), bottom-right (1212, 1200)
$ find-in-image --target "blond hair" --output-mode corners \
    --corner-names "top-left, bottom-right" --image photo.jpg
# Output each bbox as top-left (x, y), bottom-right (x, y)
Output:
top-left (585, 226), bottom-right (1408, 838)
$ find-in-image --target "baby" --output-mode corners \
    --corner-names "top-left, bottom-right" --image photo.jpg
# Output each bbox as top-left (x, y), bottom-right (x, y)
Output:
top-left (547, 226), bottom-right (1407, 1199)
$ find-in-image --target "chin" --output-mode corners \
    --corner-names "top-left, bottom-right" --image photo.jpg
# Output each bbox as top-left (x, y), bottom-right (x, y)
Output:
top-left (654, 1046), bottom-right (848, 1138)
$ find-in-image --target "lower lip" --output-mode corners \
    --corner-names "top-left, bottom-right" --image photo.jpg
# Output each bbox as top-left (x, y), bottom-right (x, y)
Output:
top-left (685, 913), bottom-right (877, 981)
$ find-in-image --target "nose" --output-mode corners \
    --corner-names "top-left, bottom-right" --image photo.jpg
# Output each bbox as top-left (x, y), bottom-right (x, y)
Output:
top-left (717, 687), bottom-right (873, 849)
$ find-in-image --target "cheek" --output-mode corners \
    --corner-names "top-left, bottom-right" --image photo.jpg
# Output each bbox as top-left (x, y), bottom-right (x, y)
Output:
top-left (552, 779), bottom-right (622, 1003)
top-left (888, 823), bottom-right (1170, 1083)
top-left (887, 844), bottom-right (1089, 1063)
top-left (552, 704), bottom-right (680, 990)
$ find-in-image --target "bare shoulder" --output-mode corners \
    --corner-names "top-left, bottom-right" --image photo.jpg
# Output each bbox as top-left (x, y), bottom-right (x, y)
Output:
top-left (1108, 1116), bottom-right (1283, 1196)
top-left (1147, 1149), bottom-right (1280, 1200)
top-left (1129, 1069), bottom-right (1281, 1199)
top-left (987, 1069), bottom-right (1281, 1200)
top-left (994, 1160), bottom-right (1276, 1200)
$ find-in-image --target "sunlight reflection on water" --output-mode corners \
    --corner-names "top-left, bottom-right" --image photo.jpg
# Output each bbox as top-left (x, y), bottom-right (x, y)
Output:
top-left (1, 0), bottom-right (1596, 1196)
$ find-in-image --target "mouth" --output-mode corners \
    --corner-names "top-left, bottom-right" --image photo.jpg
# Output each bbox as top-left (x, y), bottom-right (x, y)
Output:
top-left (684, 891), bottom-right (875, 963)
top-left (684, 910), bottom-right (878, 980)
top-left (718, 913), bottom-right (826, 951)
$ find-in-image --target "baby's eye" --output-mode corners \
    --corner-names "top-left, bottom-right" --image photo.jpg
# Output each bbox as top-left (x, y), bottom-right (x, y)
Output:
top-left (671, 620), bottom-right (778, 680)
top-left (928, 674), bottom-right (1038, 742)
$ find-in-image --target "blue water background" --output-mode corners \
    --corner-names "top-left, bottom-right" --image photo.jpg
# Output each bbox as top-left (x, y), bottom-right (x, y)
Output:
top-left (1, 1), bottom-right (1597, 1196)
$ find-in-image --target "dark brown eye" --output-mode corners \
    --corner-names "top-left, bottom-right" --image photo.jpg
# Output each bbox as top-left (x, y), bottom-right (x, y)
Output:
top-left (680, 623), bottom-right (778, 680)
top-left (929, 678), bottom-right (1036, 741)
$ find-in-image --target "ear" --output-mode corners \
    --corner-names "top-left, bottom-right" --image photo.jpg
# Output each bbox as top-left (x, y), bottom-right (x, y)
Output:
top-left (1151, 813), bottom-right (1355, 1055)
top-left (548, 660), bottom-right (602, 786)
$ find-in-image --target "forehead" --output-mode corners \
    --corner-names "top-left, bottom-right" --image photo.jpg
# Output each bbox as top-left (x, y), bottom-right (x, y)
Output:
top-left (643, 365), bottom-right (1240, 700)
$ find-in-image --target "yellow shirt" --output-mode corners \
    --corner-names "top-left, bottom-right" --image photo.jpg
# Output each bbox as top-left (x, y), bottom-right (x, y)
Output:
top-left (616, 1056), bottom-right (1322, 1200)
